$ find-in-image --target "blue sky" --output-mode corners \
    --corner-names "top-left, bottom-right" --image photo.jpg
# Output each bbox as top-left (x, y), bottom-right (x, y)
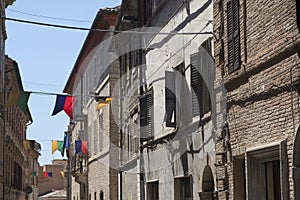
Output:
top-left (5, 0), bottom-right (121, 165)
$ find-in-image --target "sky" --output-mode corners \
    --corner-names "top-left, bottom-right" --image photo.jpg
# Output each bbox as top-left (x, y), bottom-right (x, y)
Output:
top-left (5, 0), bottom-right (121, 165)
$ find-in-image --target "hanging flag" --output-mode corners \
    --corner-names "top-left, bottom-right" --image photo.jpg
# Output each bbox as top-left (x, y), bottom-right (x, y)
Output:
top-left (52, 95), bottom-right (75, 119)
top-left (61, 132), bottom-right (70, 157)
top-left (48, 172), bottom-right (53, 177)
top-left (60, 171), bottom-right (65, 178)
top-left (95, 96), bottom-right (113, 111)
top-left (6, 91), bottom-right (31, 114)
top-left (43, 172), bottom-right (48, 179)
top-left (52, 140), bottom-right (63, 154)
top-left (82, 141), bottom-right (88, 156)
top-left (57, 141), bottom-right (64, 154)
top-left (75, 140), bottom-right (82, 154)
top-left (75, 140), bottom-right (88, 156)
top-left (52, 141), bottom-right (58, 154)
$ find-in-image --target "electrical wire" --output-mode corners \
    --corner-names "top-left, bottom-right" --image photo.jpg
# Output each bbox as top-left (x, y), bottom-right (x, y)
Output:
top-left (2, 16), bottom-right (213, 35)
top-left (6, 8), bottom-right (92, 23)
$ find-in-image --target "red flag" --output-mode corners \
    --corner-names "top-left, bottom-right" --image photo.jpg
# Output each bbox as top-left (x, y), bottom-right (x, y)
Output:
top-left (82, 141), bottom-right (88, 156)
top-left (43, 172), bottom-right (48, 179)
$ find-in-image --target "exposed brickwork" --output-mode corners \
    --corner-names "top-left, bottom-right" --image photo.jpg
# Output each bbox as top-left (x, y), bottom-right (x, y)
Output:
top-left (214, 0), bottom-right (300, 199)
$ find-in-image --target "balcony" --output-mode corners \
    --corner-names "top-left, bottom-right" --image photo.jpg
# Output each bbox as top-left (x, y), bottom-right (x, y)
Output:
top-left (71, 154), bottom-right (88, 184)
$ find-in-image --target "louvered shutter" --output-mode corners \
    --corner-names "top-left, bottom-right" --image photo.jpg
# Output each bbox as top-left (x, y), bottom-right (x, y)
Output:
top-left (227, 0), bottom-right (240, 73)
top-left (165, 71), bottom-right (176, 127)
top-left (190, 53), bottom-right (201, 117)
top-left (139, 91), bottom-right (153, 140)
top-left (297, 0), bottom-right (300, 31)
top-left (233, 0), bottom-right (241, 70)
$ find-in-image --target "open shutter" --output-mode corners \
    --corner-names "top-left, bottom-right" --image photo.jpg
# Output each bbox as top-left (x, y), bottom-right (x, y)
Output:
top-left (165, 71), bottom-right (176, 127)
top-left (140, 91), bottom-right (153, 140)
top-left (190, 53), bottom-right (201, 117)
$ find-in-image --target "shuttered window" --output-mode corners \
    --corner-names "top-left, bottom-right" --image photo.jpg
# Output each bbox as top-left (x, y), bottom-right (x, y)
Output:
top-left (165, 71), bottom-right (176, 127)
top-left (227, 0), bottom-right (241, 73)
top-left (191, 54), bottom-right (201, 117)
top-left (140, 90), bottom-right (153, 140)
top-left (190, 51), bottom-right (211, 118)
top-left (297, 0), bottom-right (300, 31)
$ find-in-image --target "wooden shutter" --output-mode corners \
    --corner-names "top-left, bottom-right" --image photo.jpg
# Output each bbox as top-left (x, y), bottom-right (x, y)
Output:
top-left (139, 91), bottom-right (153, 140)
top-left (227, 0), bottom-right (241, 73)
top-left (165, 71), bottom-right (176, 127)
top-left (190, 53), bottom-right (201, 117)
top-left (297, 0), bottom-right (300, 31)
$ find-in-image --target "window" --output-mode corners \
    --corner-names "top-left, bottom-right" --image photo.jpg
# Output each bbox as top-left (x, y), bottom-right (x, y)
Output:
top-left (165, 71), bottom-right (176, 127)
top-left (227, 0), bottom-right (241, 73)
top-left (247, 141), bottom-right (289, 200)
top-left (190, 51), bottom-right (211, 118)
top-left (147, 181), bottom-right (159, 200)
top-left (140, 89), bottom-right (153, 140)
top-left (174, 176), bottom-right (192, 200)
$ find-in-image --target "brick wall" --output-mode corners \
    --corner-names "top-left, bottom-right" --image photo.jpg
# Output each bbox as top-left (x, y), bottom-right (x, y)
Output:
top-left (214, 0), bottom-right (300, 199)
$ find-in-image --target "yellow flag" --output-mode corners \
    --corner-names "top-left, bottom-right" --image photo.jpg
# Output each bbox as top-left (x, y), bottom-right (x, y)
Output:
top-left (52, 141), bottom-right (58, 154)
top-left (60, 171), bottom-right (65, 178)
top-left (96, 97), bottom-right (113, 111)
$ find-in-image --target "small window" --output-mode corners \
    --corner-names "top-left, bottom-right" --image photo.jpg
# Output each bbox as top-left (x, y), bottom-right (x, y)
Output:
top-left (147, 181), bottom-right (159, 200)
top-left (174, 176), bottom-right (193, 200)
top-left (227, 0), bottom-right (241, 73)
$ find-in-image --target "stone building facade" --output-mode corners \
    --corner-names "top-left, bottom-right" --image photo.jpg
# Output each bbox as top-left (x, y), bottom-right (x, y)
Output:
top-left (116, 0), bottom-right (225, 199)
top-left (63, 7), bottom-right (119, 200)
top-left (213, 0), bottom-right (300, 199)
top-left (3, 57), bottom-right (34, 200)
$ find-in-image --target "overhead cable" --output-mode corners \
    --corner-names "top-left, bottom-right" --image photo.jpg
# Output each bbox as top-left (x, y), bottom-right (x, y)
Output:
top-left (2, 16), bottom-right (213, 35)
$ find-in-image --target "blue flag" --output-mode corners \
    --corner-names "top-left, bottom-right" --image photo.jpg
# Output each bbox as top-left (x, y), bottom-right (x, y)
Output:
top-left (75, 141), bottom-right (82, 154)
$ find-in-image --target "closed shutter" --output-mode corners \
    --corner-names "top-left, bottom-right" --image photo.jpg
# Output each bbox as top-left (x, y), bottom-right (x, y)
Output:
top-left (227, 0), bottom-right (241, 73)
top-left (297, 0), bottom-right (300, 31)
top-left (139, 90), bottom-right (153, 140)
top-left (165, 71), bottom-right (176, 127)
top-left (190, 53), bottom-right (201, 117)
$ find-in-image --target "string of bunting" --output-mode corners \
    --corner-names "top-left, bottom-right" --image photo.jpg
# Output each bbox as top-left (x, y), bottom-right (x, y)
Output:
top-left (5, 90), bottom-right (113, 119)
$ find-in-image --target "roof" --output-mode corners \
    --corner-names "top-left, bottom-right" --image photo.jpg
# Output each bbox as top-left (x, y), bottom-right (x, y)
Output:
top-left (63, 6), bottom-right (119, 94)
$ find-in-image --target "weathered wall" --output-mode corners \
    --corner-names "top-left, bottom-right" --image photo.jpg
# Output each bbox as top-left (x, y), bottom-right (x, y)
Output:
top-left (213, 0), bottom-right (300, 199)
